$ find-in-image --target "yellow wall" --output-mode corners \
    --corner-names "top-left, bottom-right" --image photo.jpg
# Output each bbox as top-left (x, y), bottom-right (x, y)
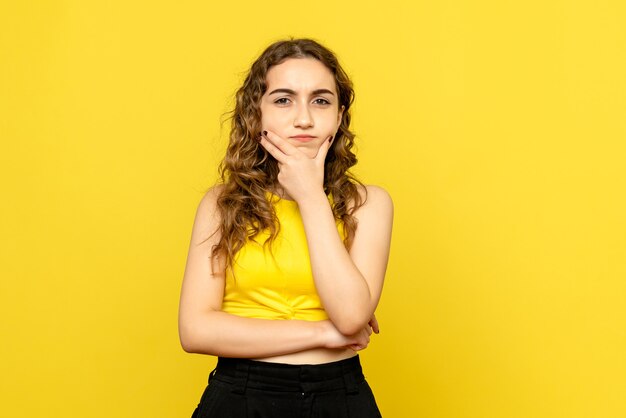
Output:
top-left (1, 1), bottom-right (625, 417)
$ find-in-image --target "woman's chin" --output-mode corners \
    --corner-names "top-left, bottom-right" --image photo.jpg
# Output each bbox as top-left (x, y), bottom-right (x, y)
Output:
top-left (290, 141), bottom-right (324, 157)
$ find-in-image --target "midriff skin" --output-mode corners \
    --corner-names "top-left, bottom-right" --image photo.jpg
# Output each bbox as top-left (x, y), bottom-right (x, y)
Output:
top-left (252, 347), bottom-right (358, 365)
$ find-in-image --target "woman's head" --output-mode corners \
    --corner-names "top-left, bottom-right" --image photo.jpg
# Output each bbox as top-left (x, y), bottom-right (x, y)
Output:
top-left (260, 57), bottom-right (344, 159)
top-left (222, 37), bottom-right (357, 185)
top-left (211, 38), bottom-right (365, 274)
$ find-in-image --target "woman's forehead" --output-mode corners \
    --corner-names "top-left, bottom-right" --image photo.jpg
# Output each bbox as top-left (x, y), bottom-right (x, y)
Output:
top-left (265, 58), bottom-right (336, 93)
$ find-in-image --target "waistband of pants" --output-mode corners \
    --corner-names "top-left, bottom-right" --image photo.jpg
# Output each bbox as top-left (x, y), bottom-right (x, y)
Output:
top-left (211, 355), bottom-right (365, 395)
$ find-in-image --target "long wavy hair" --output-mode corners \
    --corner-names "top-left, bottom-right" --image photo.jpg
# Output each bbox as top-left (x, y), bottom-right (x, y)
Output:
top-left (207, 37), bottom-right (367, 275)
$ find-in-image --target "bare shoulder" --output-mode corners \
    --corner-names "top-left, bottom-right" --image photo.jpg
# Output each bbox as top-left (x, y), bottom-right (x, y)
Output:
top-left (353, 184), bottom-right (394, 218)
top-left (191, 184), bottom-right (225, 245)
top-left (198, 184), bottom-right (225, 213)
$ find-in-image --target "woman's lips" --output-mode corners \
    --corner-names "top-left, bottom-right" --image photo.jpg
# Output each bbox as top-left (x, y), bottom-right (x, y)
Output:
top-left (290, 135), bottom-right (316, 142)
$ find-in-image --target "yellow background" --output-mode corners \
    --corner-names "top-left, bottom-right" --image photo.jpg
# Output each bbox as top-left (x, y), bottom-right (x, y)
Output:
top-left (1, 1), bottom-right (625, 417)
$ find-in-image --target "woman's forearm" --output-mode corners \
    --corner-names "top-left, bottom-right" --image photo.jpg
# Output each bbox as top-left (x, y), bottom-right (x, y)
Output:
top-left (297, 191), bottom-right (374, 335)
top-left (179, 310), bottom-right (328, 357)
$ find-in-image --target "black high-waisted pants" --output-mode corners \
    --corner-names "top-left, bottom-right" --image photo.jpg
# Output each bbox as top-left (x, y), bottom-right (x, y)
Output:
top-left (190, 355), bottom-right (382, 418)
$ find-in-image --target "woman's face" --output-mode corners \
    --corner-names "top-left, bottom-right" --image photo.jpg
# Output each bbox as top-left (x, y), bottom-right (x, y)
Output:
top-left (260, 57), bottom-right (344, 159)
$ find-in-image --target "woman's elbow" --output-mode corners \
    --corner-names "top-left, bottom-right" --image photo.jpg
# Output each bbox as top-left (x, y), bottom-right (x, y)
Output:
top-left (178, 320), bottom-right (206, 353)
top-left (333, 312), bottom-right (371, 336)
top-left (178, 310), bottom-right (223, 354)
top-left (179, 325), bottom-right (196, 353)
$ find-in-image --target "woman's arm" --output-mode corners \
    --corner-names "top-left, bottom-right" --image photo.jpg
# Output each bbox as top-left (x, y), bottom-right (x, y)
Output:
top-left (177, 186), bottom-right (373, 357)
top-left (258, 131), bottom-right (394, 336)
top-left (297, 185), bottom-right (393, 335)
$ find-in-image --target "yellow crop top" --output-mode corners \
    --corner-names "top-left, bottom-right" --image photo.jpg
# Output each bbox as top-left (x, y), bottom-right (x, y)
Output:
top-left (221, 191), bottom-right (346, 321)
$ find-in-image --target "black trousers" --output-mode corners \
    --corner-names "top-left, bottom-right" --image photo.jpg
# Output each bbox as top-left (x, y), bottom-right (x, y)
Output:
top-left (191, 355), bottom-right (382, 418)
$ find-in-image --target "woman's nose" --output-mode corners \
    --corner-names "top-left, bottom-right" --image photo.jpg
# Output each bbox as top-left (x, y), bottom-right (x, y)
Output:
top-left (294, 104), bottom-right (313, 128)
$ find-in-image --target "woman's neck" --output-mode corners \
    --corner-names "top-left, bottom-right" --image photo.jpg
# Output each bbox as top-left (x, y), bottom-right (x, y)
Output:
top-left (269, 185), bottom-right (295, 201)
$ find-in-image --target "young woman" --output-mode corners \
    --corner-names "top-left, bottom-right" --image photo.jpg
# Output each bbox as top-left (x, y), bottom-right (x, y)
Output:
top-left (178, 38), bottom-right (393, 418)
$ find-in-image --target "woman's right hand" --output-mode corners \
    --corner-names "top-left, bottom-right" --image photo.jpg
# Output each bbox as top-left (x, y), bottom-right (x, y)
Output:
top-left (321, 320), bottom-right (374, 352)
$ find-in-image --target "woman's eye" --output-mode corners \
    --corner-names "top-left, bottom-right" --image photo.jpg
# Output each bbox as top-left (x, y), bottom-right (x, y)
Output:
top-left (274, 98), bottom-right (331, 105)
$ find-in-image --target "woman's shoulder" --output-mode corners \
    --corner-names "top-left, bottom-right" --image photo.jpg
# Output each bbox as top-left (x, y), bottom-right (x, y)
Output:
top-left (355, 184), bottom-right (393, 206)
top-left (350, 184), bottom-right (393, 217)
top-left (199, 183), bottom-right (225, 206)
top-left (194, 184), bottom-right (226, 226)
top-left (347, 184), bottom-right (393, 242)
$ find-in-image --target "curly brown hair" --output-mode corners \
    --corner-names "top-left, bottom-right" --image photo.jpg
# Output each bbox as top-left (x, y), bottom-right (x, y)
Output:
top-left (207, 37), bottom-right (367, 275)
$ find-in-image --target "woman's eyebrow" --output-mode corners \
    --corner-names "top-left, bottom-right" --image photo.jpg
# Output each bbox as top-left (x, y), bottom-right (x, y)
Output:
top-left (268, 88), bottom-right (335, 96)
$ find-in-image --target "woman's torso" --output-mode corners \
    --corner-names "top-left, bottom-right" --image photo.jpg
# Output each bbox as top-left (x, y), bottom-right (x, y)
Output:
top-left (221, 191), bottom-right (356, 364)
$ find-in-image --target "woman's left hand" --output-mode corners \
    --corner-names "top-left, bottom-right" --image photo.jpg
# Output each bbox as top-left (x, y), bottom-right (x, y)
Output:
top-left (258, 130), bottom-right (333, 203)
top-left (368, 313), bottom-right (380, 334)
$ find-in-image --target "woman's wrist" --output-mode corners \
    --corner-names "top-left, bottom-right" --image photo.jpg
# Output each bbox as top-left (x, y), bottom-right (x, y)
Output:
top-left (295, 189), bottom-right (329, 210)
top-left (314, 320), bottom-right (333, 349)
